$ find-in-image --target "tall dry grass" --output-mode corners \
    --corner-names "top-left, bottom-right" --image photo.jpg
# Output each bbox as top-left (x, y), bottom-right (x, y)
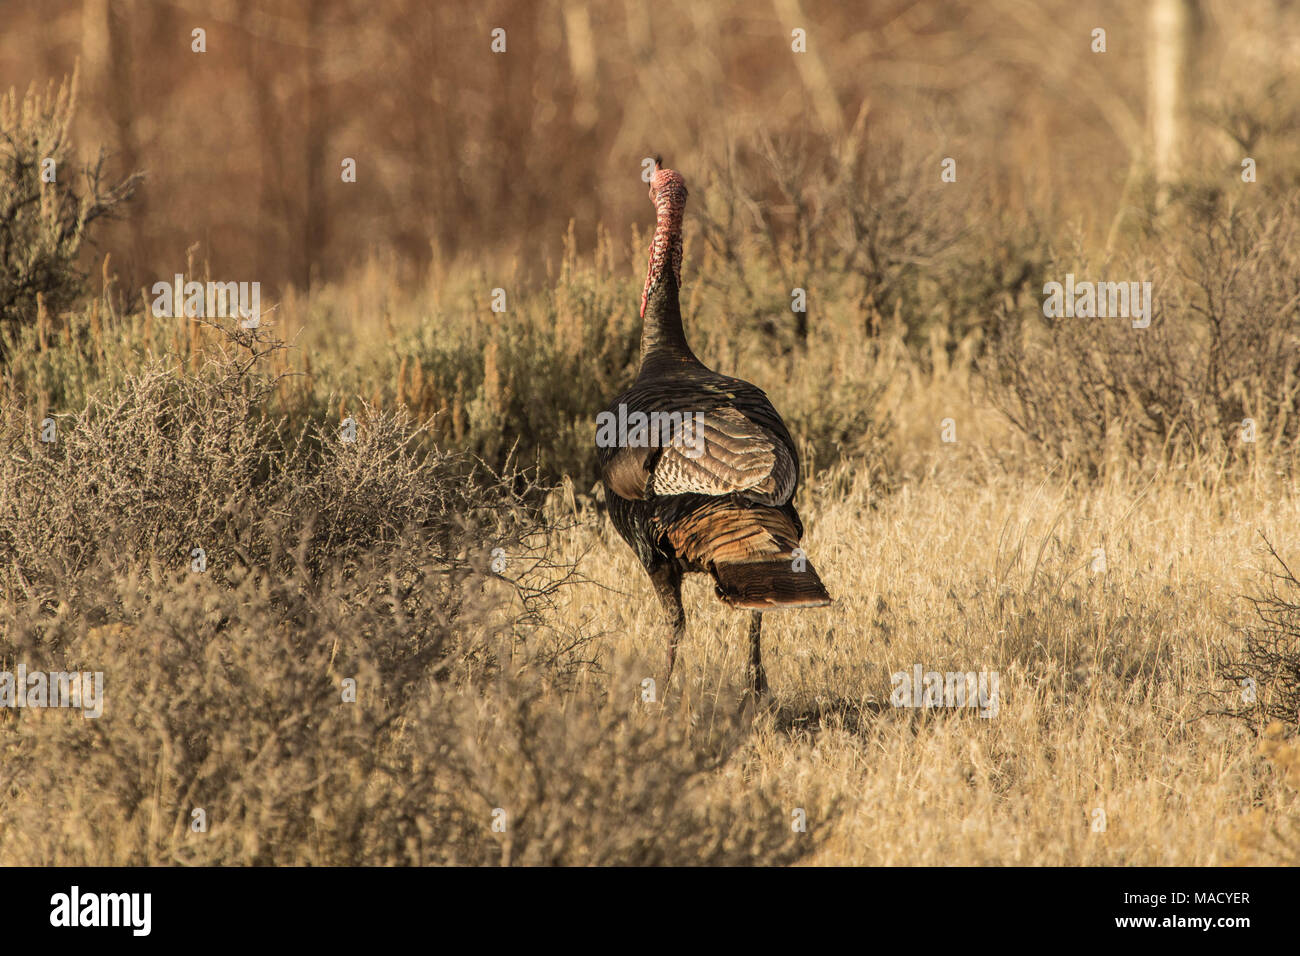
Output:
top-left (3, 15), bottom-right (1300, 861)
top-left (3, 283), bottom-right (1298, 864)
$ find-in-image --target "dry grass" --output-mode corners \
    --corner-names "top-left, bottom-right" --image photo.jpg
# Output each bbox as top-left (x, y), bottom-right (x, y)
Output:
top-left (548, 349), bottom-right (1299, 864)
top-left (3, 17), bottom-right (1300, 861)
top-left (988, 190), bottom-right (1300, 477)
top-left (4, 213), bottom-right (1300, 865)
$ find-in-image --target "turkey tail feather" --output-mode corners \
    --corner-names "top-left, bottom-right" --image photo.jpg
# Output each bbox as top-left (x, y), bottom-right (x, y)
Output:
top-left (713, 556), bottom-right (831, 609)
top-left (662, 499), bottom-right (831, 609)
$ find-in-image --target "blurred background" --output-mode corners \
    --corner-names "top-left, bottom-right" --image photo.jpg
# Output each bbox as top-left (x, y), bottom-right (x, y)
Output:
top-left (4, 0), bottom-right (1296, 297)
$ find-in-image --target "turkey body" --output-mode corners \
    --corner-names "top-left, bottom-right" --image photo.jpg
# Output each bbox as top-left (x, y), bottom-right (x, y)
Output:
top-left (599, 360), bottom-right (822, 607)
top-left (596, 162), bottom-right (829, 698)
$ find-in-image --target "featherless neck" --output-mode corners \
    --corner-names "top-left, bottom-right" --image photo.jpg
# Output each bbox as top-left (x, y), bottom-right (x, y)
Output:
top-left (639, 199), bottom-right (699, 368)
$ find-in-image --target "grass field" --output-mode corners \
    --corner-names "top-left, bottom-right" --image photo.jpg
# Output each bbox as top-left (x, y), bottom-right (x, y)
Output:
top-left (3, 3), bottom-right (1300, 866)
top-left (2, 255), bottom-right (1298, 865)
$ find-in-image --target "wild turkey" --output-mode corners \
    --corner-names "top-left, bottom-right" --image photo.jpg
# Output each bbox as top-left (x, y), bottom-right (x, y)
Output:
top-left (596, 159), bottom-right (830, 699)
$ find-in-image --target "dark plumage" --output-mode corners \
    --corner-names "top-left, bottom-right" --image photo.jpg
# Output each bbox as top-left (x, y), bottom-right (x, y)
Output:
top-left (596, 161), bottom-right (830, 698)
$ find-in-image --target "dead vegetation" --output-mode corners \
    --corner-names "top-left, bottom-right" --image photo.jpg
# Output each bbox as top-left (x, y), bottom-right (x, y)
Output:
top-left (3, 0), bottom-right (1300, 863)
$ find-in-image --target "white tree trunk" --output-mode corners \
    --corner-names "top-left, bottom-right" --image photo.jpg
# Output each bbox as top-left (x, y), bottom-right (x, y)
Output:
top-left (1149, 0), bottom-right (1200, 190)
